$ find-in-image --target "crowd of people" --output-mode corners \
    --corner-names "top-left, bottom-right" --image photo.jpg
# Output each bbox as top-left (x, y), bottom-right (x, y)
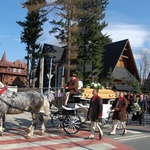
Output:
top-left (125, 92), bottom-right (149, 125)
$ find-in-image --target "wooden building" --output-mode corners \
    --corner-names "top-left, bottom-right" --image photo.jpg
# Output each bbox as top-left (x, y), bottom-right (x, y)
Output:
top-left (99, 39), bottom-right (140, 91)
top-left (37, 39), bottom-right (140, 91)
top-left (0, 52), bottom-right (27, 87)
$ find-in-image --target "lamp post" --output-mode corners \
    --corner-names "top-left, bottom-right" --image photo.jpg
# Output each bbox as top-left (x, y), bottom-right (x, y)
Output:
top-left (48, 56), bottom-right (53, 94)
top-left (47, 52), bottom-right (55, 95)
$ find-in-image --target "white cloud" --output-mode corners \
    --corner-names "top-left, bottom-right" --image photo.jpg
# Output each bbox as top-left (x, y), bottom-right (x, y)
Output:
top-left (103, 23), bottom-right (150, 49)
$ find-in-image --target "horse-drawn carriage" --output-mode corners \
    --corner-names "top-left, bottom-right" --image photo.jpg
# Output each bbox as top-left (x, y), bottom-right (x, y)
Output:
top-left (49, 91), bottom-right (89, 134)
top-left (48, 88), bottom-right (117, 134)
top-left (0, 84), bottom-right (117, 137)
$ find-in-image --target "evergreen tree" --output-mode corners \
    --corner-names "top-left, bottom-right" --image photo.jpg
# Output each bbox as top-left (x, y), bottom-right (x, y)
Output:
top-left (49, 0), bottom-right (82, 82)
top-left (141, 79), bottom-right (150, 93)
top-left (77, 0), bottom-right (111, 86)
top-left (131, 79), bottom-right (141, 94)
top-left (106, 67), bottom-right (114, 89)
top-left (17, 0), bottom-right (47, 87)
top-left (49, 0), bottom-right (111, 85)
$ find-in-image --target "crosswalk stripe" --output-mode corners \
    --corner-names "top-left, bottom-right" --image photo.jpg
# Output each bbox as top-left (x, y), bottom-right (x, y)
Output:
top-left (2, 137), bottom-right (85, 149)
top-left (61, 143), bottom-right (116, 150)
top-left (0, 133), bottom-right (58, 142)
top-left (0, 134), bottom-right (117, 150)
top-left (114, 134), bottom-right (145, 140)
top-left (0, 127), bottom-right (138, 150)
top-left (127, 130), bottom-right (143, 134)
top-left (118, 134), bottom-right (150, 142)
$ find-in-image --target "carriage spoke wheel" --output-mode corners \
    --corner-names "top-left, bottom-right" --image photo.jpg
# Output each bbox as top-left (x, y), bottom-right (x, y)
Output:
top-left (63, 114), bottom-right (81, 134)
top-left (51, 113), bottom-right (64, 128)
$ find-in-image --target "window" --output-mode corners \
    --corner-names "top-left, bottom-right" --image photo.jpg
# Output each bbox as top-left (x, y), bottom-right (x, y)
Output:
top-left (18, 69), bottom-right (22, 73)
top-left (13, 68), bottom-right (17, 72)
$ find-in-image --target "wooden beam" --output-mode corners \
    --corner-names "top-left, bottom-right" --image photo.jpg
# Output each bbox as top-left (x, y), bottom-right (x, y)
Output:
top-left (122, 55), bottom-right (129, 59)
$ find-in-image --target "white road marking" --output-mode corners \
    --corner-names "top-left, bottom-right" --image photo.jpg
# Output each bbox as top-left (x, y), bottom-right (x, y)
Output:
top-left (61, 143), bottom-right (116, 150)
top-left (115, 134), bottom-right (150, 142)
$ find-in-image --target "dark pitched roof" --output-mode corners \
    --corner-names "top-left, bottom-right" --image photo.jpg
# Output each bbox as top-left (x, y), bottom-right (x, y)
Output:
top-left (40, 43), bottom-right (65, 74)
top-left (35, 43), bottom-right (65, 87)
top-left (113, 66), bottom-right (138, 82)
top-left (43, 43), bottom-right (65, 63)
top-left (102, 39), bottom-right (128, 76)
top-left (101, 39), bottom-right (140, 81)
top-left (113, 84), bottom-right (132, 92)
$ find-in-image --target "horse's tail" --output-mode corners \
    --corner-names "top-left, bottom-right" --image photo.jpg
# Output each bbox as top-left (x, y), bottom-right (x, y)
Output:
top-left (40, 95), bottom-right (50, 121)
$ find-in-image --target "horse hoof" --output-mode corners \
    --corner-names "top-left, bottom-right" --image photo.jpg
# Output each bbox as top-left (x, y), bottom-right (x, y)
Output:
top-left (25, 135), bottom-right (31, 139)
top-left (25, 128), bottom-right (30, 132)
top-left (25, 128), bottom-right (28, 132)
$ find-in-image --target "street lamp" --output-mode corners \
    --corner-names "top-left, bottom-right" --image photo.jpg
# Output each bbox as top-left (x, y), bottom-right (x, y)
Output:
top-left (47, 52), bottom-right (55, 95)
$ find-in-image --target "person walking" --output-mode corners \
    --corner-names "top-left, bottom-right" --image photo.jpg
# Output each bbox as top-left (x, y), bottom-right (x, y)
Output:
top-left (138, 94), bottom-right (147, 125)
top-left (109, 91), bottom-right (128, 135)
top-left (125, 92), bottom-right (134, 114)
top-left (85, 88), bottom-right (103, 140)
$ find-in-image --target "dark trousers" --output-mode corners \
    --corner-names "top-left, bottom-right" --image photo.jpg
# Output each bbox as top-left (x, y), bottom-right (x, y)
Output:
top-left (139, 112), bottom-right (144, 125)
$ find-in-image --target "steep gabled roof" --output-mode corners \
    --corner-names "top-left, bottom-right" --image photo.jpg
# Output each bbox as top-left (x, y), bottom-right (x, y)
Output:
top-left (1, 52), bottom-right (6, 62)
top-left (36, 43), bottom-right (65, 74)
top-left (42, 44), bottom-right (65, 74)
top-left (42, 43), bottom-right (65, 63)
top-left (101, 39), bottom-right (140, 81)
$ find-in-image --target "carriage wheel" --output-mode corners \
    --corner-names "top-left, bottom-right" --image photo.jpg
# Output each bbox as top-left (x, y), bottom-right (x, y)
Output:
top-left (77, 108), bottom-right (88, 123)
top-left (51, 112), bottom-right (64, 128)
top-left (63, 114), bottom-right (81, 134)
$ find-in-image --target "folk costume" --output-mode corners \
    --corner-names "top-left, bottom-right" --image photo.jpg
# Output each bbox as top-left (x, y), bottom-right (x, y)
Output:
top-left (86, 93), bottom-right (103, 140)
top-left (110, 94), bottom-right (128, 135)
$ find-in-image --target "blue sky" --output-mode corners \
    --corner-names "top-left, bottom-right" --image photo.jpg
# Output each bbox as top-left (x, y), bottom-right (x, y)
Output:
top-left (1, 0), bottom-right (150, 67)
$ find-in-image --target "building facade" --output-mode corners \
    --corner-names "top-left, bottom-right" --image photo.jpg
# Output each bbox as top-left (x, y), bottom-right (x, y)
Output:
top-left (0, 52), bottom-right (27, 87)
top-left (36, 39), bottom-right (140, 92)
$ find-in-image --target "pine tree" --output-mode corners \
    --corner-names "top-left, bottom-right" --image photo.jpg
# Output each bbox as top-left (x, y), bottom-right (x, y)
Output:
top-left (49, 0), bottom-right (111, 85)
top-left (17, 0), bottom-right (47, 87)
top-left (77, 0), bottom-right (111, 86)
top-left (49, 0), bottom-right (83, 82)
top-left (106, 67), bottom-right (114, 89)
top-left (131, 79), bottom-right (141, 94)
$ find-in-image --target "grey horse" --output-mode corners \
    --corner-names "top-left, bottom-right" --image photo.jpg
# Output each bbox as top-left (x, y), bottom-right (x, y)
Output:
top-left (0, 85), bottom-right (49, 138)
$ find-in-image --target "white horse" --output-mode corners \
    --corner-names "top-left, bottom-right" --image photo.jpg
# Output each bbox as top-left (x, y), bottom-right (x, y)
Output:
top-left (0, 82), bottom-right (49, 138)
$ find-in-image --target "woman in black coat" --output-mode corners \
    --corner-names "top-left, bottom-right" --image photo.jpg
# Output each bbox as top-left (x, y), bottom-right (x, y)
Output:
top-left (85, 89), bottom-right (103, 140)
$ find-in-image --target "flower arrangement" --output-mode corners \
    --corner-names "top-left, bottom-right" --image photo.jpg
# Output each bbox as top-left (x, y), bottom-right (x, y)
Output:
top-left (90, 82), bottom-right (102, 89)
